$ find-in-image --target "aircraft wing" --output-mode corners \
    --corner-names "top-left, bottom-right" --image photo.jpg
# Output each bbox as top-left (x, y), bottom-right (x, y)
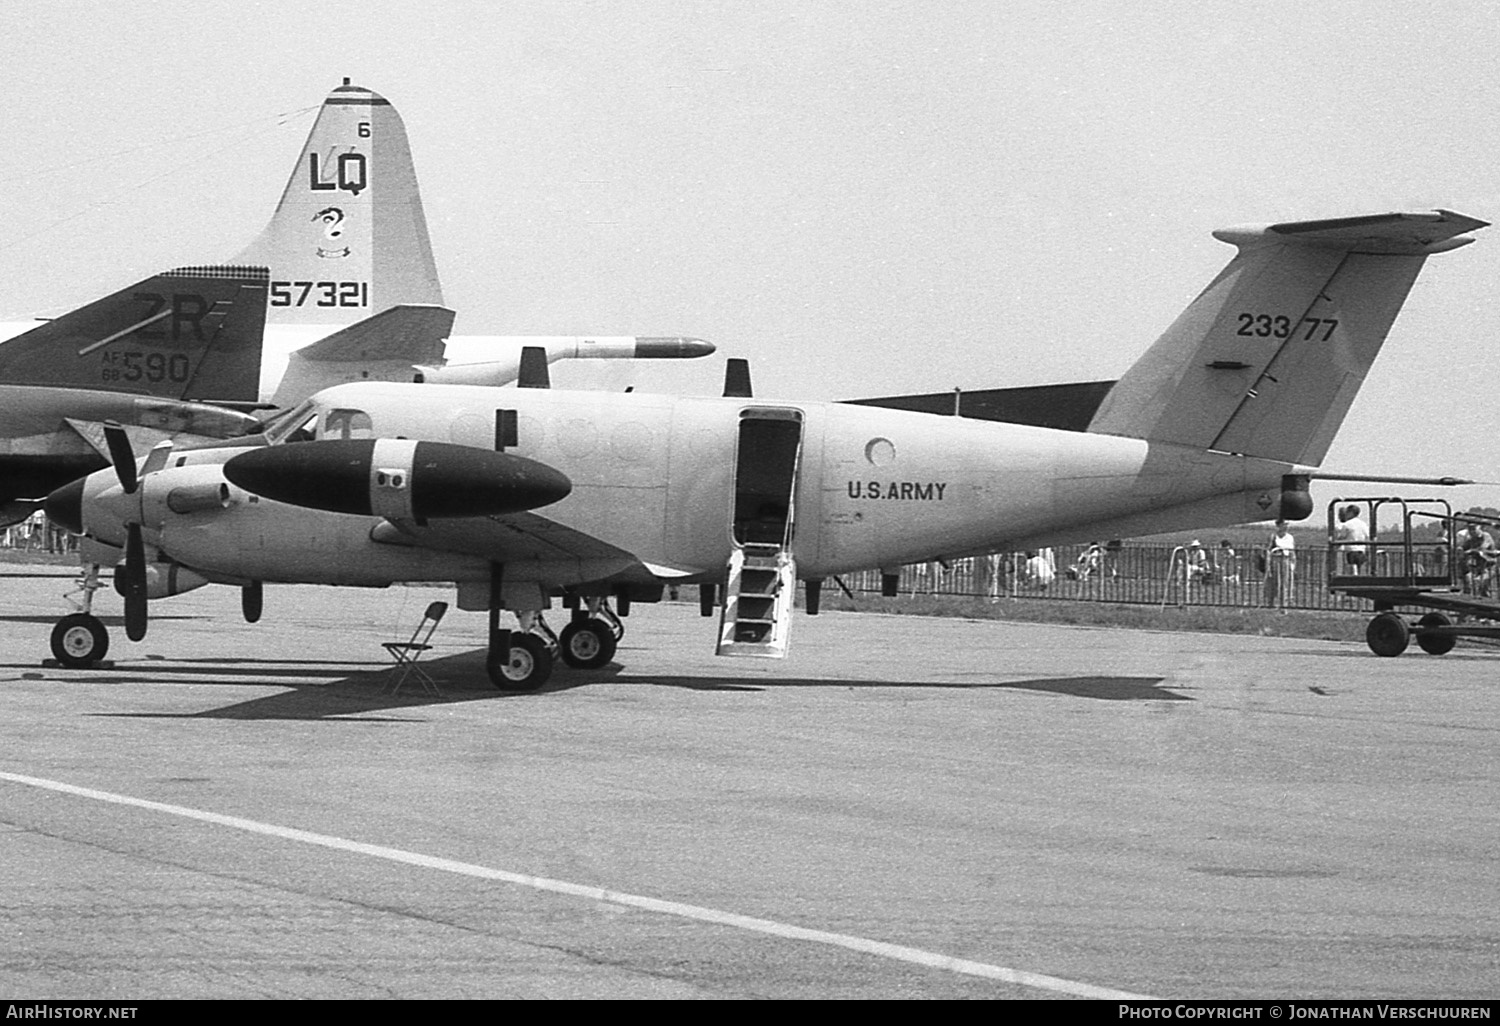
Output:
top-left (369, 511), bottom-right (707, 585)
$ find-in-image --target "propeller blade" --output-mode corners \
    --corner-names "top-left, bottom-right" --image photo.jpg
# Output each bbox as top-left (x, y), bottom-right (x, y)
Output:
top-left (103, 421), bottom-right (139, 495)
top-left (122, 523), bottom-right (148, 641)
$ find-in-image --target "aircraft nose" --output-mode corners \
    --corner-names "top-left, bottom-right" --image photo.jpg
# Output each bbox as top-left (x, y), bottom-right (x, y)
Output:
top-left (45, 477), bottom-right (85, 535)
top-left (633, 336), bottom-right (715, 359)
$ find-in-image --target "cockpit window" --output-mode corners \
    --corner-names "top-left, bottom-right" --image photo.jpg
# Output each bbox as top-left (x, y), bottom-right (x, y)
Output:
top-left (261, 400), bottom-right (318, 445)
top-left (323, 408), bottom-right (374, 440)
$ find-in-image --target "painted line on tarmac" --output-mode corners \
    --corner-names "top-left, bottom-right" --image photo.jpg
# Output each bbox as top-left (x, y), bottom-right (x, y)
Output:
top-left (0, 770), bottom-right (1153, 999)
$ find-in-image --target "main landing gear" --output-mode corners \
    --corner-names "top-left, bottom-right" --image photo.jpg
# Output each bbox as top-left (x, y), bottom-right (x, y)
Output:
top-left (49, 564), bottom-right (108, 668)
top-left (484, 600), bottom-right (627, 692)
top-left (557, 600), bottom-right (623, 670)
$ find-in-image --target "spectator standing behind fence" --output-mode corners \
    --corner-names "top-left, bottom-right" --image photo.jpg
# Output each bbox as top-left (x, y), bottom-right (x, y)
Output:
top-left (1071, 542), bottom-right (1103, 581)
top-left (1459, 521), bottom-right (1497, 597)
top-left (1217, 539), bottom-right (1239, 583)
top-left (1024, 550), bottom-right (1055, 589)
top-left (980, 552), bottom-right (1003, 602)
top-left (1186, 540), bottom-right (1211, 582)
top-left (1104, 539), bottom-right (1123, 578)
top-left (1335, 504), bottom-right (1370, 575)
top-left (1264, 519), bottom-right (1296, 610)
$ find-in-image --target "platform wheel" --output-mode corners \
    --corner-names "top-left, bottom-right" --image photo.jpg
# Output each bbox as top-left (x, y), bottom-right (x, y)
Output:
top-left (487, 633), bottom-right (553, 692)
top-left (1366, 612), bottom-right (1410, 657)
top-left (558, 619), bottom-right (618, 670)
top-left (51, 614), bottom-right (109, 668)
top-left (1415, 612), bottom-right (1456, 656)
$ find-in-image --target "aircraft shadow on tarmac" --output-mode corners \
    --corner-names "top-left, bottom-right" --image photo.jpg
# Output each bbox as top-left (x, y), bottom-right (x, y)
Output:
top-left (1, 614), bottom-right (204, 626)
top-left (28, 647), bottom-right (1190, 720)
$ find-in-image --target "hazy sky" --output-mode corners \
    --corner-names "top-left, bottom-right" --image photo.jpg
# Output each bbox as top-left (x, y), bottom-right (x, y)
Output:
top-left (3, 0), bottom-right (1498, 510)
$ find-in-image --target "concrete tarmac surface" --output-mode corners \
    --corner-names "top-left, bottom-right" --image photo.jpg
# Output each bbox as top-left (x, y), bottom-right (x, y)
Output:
top-left (1, 569), bottom-right (1497, 999)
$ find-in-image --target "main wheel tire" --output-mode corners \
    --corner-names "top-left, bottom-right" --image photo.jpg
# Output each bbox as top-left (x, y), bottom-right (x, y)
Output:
top-left (1415, 612), bottom-right (1456, 656)
top-left (558, 619), bottom-right (618, 669)
top-left (1366, 612), bottom-right (1410, 657)
top-left (487, 633), bottom-right (553, 692)
top-left (51, 614), bottom-right (109, 668)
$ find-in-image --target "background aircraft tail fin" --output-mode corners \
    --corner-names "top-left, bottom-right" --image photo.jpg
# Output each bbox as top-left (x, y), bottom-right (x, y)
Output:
top-left (231, 80), bottom-right (443, 324)
top-left (0, 265), bottom-right (269, 403)
top-left (1087, 210), bottom-right (1487, 465)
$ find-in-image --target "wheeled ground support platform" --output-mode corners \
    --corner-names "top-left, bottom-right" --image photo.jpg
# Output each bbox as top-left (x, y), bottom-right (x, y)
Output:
top-left (1327, 497), bottom-right (1500, 657)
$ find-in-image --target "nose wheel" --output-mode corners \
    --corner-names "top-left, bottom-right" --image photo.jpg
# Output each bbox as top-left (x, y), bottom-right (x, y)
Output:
top-left (50, 613), bottom-right (109, 668)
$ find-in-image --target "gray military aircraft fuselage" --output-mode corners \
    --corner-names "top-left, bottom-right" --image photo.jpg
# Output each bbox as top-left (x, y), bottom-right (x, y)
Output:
top-left (132, 382), bottom-right (1303, 587)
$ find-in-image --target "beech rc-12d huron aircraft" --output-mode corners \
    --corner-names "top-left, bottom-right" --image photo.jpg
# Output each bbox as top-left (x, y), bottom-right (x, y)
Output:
top-left (46, 210), bottom-right (1485, 689)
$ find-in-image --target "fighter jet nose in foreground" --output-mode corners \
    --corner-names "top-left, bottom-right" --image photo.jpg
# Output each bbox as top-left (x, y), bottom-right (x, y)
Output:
top-left (634, 336), bottom-right (716, 359)
top-left (222, 439), bottom-right (572, 520)
top-left (44, 477), bottom-right (85, 536)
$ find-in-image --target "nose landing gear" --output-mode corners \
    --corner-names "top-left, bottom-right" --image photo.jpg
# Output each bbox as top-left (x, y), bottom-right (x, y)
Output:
top-left (48, 564), bottom-right (109, 668)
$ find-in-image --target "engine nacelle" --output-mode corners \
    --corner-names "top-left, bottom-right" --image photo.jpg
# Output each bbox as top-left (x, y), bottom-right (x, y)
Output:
top-left (112, 561), bottom-right (210, 600)
top-left (222, 439), bottom-right (572, 520)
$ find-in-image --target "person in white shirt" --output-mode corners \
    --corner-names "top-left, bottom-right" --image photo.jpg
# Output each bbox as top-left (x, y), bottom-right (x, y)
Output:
top-left (1185, 540), bottom-right (1211, 582)
top-left (1024, 550), bottom-right (1056, 589)
top-left (1264, 519), bottom-right (1296, 609)
top-left (1335, 504), bottom-right (1371, 575)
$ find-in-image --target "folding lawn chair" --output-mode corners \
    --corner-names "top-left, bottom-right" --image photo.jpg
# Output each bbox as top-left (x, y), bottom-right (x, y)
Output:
top-left (384, 600), bottom-right (448, 696)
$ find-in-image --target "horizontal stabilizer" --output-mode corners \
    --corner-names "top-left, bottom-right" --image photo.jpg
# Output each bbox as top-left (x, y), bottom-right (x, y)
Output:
top-left (290, 304), bottom-right (455, 363)
top-left (1215, 210), bottom-right (1489, 254)
top-left (270, 304), bottom-right (457, 407)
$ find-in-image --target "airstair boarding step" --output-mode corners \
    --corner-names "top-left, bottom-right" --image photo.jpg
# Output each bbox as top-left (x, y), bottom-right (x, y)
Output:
top-left (717, 544), bottom-right (797, 659)
top-left (737, 596), bottom-right (775, 620)
top-left (739, 570), bottom-right (779, 595)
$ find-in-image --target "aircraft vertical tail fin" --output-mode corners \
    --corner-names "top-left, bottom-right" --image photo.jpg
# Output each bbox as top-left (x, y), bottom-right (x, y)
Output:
top-left (1087, 211), bottom-right (1487, 465)
top-left (0, 266), bottom-right (269, 403)
top-left (232, 80), bottom-right (443, 324)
